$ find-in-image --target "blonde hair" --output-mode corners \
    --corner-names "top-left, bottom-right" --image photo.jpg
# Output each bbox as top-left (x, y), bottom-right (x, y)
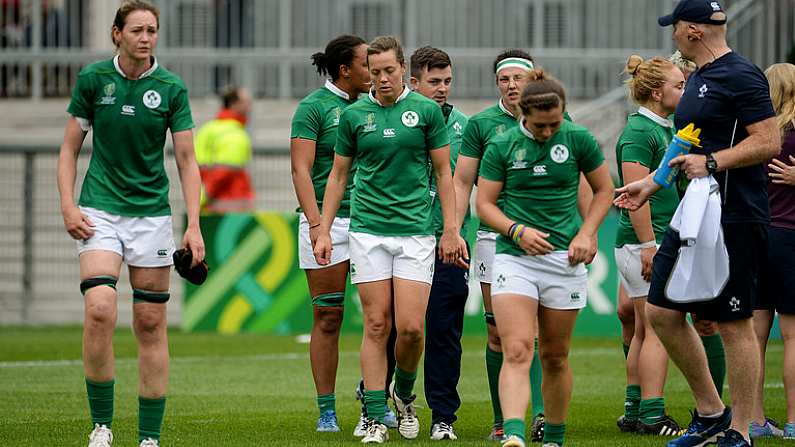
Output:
top-left (764, 63), bottom-right (795, 132)
top-left (517, 68), bottom-right (566, 116)
top-left (624, 54), bottom-right (676, 105)
top-left (669, 51), bottom-right (697, 75)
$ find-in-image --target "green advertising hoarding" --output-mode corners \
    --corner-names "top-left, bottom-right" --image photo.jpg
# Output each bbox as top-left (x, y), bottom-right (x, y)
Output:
top-left (183, 212), bottom-right (622, 336)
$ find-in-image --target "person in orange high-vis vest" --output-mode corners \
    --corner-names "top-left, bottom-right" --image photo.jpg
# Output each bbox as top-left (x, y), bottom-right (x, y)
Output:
top-left (195, 86), bottom-right (254, 212)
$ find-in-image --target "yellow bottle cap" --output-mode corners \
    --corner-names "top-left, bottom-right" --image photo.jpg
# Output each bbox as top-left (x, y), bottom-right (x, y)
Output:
top-left (676, 123), bottom-right (702, 147)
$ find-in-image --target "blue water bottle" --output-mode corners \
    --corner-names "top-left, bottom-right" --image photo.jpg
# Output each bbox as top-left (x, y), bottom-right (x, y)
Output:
top-left (652, 123), bottom-right (702, 188)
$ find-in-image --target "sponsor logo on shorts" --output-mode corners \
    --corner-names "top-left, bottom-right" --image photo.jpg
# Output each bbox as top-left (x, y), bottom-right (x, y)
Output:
top-left (350, 263), bottom-right (357, 276)
top-left (143, 90), bottom-right (161, 109)
top-left (550, 144), bottom-right (569, 163)
top-left (401, 110), bottom-right (419, 127)
top-left (495, 273), bottom-right (506, 288)
top-left (729, 296), bottom-right (740, 312)
top-left (157, 249), bottom-right (168, 257)
top-left (383, 128), bottom-right (396, 138)
top-left (121, 105), bottom-right (136, 116)
top-left (533, 165), bottom-right (547, 176)
top-left (363, 113), bottom-right (377, 132)
top-left (570, 291), bottom-right (581, 301)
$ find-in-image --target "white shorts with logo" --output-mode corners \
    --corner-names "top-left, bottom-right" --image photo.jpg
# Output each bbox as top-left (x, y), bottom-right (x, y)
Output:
top-left (348, 232), bottom-right (435, 285)
top-left (475, 230), bottom-right (497, 284)
top-left (298, 213), bottom-right (351, 269)
top-left (76, 206), bottom-right (175, 267)
top-left (614, 243), bottom-right (659, 299)
top-left (491, 252), bottom-right (588, 310)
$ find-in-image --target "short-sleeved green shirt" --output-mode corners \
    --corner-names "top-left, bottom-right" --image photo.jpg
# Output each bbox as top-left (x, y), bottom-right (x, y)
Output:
top-left (335, 88), bottom-right (450, 236)
top-left (479, 120), bottom-right (605, 254)
top-left (430, 105), bottom-right (469, 239)
top-left (461, 101), bottom-right (572, 232)
top-left (67, 56), bottom-right (194, 217)
top-left (290, 80), bottom-right (358, 217)
top-left (614, 108), bottom-right (680, 247)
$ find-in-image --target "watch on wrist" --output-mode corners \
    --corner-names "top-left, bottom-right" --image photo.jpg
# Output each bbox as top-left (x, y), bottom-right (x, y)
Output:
top-left (705, 153), bottom-right (718, 175)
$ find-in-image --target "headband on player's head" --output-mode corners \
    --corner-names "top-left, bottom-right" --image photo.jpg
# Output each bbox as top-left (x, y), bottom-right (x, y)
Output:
top-left (496, 57), bottom-right (534, 74)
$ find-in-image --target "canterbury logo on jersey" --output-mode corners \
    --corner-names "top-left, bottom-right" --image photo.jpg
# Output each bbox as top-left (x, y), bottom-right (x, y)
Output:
top-left (533, 165), bottom-right (547, 176)
top-left (383, 128), bottom-right (396, 138)
top-left (121, 105), bottom-right (135, 116)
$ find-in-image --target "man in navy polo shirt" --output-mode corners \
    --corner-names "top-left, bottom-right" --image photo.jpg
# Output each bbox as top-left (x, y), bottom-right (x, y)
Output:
top-left (614, 1), bottom-right (781, 446)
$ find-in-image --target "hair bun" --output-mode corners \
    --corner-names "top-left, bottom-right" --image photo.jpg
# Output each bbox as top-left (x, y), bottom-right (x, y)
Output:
top-left (625, 54), bottom-right (644, 76)
top-left (528, 68), bottom-right (546, 81)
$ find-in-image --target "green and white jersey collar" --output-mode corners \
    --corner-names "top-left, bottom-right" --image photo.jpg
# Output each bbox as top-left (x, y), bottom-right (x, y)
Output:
top-left (638, 106), bottom-right (673, 128)
top-left (368, 85), bottom-right (411, 106)
top-left (518, 119), bottom-right (536, 140)
top-left (324, 79), bottom-right (350, 100)
top-left (498, 98), bottom-right (518, 118)
top-left (113, 54), bottom-right (158, 80)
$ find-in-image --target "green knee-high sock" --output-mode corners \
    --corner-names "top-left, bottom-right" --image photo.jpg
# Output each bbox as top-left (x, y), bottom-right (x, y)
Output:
top-left (530, 338), bottom-right (544, 417)
top-left (639, 397), bottom-right (666, 425)
top-left (317, 393), bottom-right (335, 415)
top-left (622, 343), bottom-right (630, 359)
top-left (364, 389), bottom-right (386, 424)
top-left (86, 379), bottom-right (114, 428)
top-left (701, 334), bottom-right (726, 398)
top-left (138, 396), bottom-right (166, 443)
top-left (394, 367), bottom-right (417, 401)
top-left (486, 346), bottom-right (504, 425)
top-left (503, 418), bottom-right (526, 441)
top-left (543, 422), bottom-right (566, 446)
top-left (624, 385), bottom-right (641, 421)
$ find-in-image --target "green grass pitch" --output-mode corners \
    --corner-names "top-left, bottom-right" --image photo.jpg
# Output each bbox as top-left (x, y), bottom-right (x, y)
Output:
top-left (0, 327), bottom-right (788, 446)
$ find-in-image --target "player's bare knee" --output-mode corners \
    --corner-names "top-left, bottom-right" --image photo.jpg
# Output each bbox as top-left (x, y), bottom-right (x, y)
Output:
top-left (617, 302), bottom-right (634, 326)
top-left (397, 323), bottom-right (424, 346)
top-left (85, 300), bottom-right (117, 330)
top-left (315, 307), bottom-right (343, 335)
top-left (364, 316), bottom-right (391, 344)
top-left (540, 349), bottom-right (569, 374)
top-left (503, 339), bottom-right (532, 366)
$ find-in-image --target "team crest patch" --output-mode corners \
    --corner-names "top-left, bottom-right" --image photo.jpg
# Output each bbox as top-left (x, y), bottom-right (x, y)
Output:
top-left (453, 121), bottom-right (463, 135)
top-left (333, 107), bottom-right (342, 125)
top-left (401, 110), bottom-right (419, 127)
top-left (550, 144), bottom-right (569, 163)
top-left (495, 124), bottom-right (506, 135)
top-left (142, 90), bottom-right (161, 109)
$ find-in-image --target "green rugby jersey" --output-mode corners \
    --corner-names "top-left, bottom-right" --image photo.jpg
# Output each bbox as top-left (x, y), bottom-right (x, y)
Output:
top-left (430, 104), bottom-right (470, 239)
top-left (479, 120), bottom-right (604, 254)
top-left (290, 80), bottom-right (358, 218)
top-left (461, 100), bottom-right (572, 232)
top-left (614, 108), bottom-right (680, 247)
top-left (335, 88), bottom-right (450, 236)
top-left (68, 56), bottom-right (194, 217)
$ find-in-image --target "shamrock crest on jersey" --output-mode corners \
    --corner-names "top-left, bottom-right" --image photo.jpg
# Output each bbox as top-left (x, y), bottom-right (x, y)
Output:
top-left (143, 90), bottom-right (161, 109)
top-left (401, 110), bottom-right (419, 128)
top-left (550, 144), bottom-right (569, 163)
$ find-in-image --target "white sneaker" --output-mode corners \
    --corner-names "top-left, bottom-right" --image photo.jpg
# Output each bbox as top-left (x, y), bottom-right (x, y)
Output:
top-left (354, 408), bottom-right (368, 437)
top-left (430, 422), bottom-right (458, 440)
top-left (139, 439), bottom-right (159, 447)
top-left (389, 382), bottom-right (419, 439)
top-left (88, 424), bottom-right (113, 447)
top-left (362, 419), bottom-right (389, 444)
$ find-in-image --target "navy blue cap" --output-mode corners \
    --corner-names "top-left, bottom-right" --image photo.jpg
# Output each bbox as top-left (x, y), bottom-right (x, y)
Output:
top-left (658, 0), bottom-right (727, 26)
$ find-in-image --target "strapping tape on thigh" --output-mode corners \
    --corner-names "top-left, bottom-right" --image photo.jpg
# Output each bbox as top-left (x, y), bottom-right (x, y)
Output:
top-left (312, 292), bottom-right (345, 307)
top-left (133, 289), bottom-right (170, 304)
top-left (80, 276), bottom-right (118, 295)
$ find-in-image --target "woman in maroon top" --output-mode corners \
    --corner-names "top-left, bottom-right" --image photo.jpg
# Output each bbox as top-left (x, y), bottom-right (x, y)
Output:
top-left (752, 62), bottom-right (795, 439)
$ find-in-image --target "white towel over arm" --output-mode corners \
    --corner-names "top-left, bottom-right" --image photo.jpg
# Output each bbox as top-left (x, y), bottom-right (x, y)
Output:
top-left (665, 176), bottom-right (730, 302)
